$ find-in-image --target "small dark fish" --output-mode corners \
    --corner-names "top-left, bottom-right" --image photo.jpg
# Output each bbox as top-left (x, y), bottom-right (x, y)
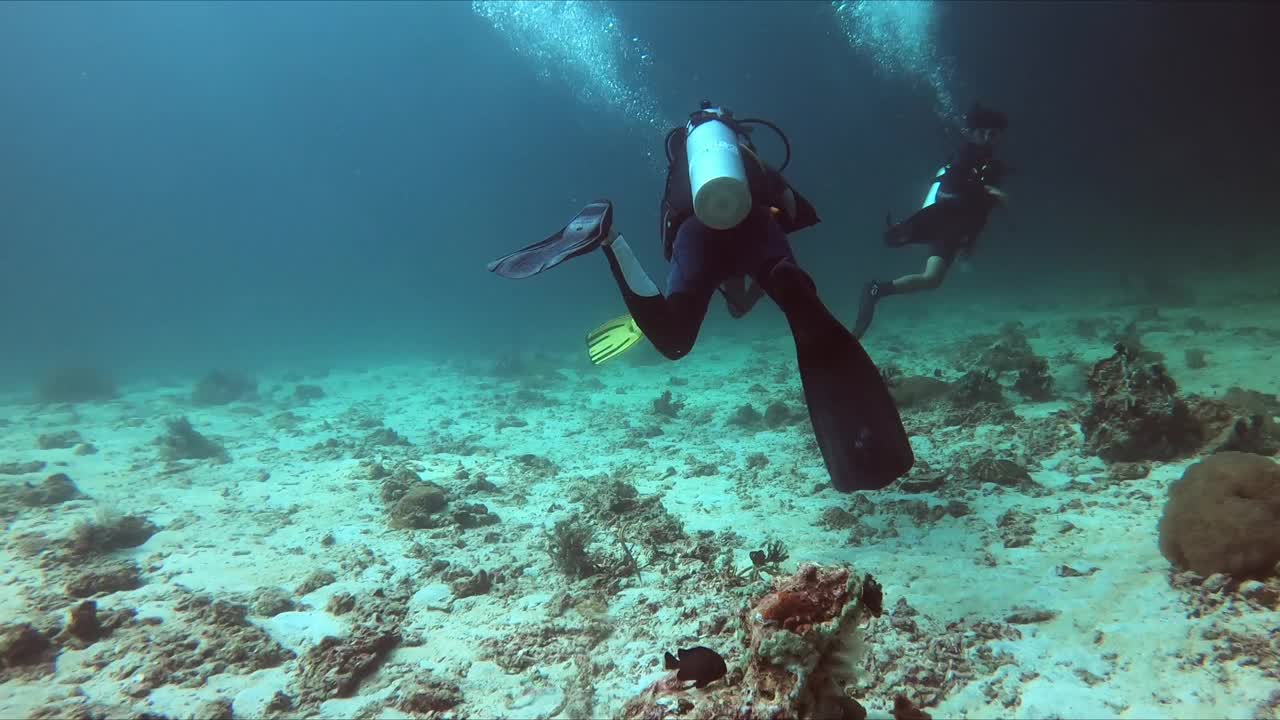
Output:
top-left (663, 645), bottom-right (727, 689)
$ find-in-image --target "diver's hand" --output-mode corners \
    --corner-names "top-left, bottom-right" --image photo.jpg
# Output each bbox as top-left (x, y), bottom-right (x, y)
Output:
top-left (985, 186), bottom-right (1009, 204)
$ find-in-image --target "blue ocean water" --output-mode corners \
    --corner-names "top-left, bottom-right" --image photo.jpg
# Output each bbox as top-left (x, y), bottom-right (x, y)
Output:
top-left (1, 1), bottom-right (1271, 386)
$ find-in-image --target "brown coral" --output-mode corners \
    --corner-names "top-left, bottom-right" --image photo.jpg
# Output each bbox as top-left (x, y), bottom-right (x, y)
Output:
top-left (1158, 452), bottom-right (1280, 577)
top-left (757, 564), bottom-right (851, 634)
top-left (619, 563), bottom-right (884, 720)
top-left (1081, 344), bottom-right (1204, 462)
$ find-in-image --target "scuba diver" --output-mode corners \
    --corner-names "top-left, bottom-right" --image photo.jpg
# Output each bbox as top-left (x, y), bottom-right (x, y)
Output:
top-left (852, 102), bottom-right (1010, 339)
top-left (487, 101), bottom-right (915, 493)
top-left (586, 250), bottom-right (766, 365)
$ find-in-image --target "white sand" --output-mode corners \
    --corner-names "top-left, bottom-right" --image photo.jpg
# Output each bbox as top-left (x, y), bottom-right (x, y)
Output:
top-left (2, 282), bottom-right (1278, 719)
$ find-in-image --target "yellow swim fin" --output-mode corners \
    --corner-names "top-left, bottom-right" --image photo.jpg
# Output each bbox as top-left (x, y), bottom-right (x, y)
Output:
top-left (586, 313), bottom-right (644, 365)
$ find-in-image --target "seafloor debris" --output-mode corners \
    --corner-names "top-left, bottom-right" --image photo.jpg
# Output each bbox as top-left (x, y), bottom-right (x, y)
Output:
top-left (618, 563), bottom-right (881, 720)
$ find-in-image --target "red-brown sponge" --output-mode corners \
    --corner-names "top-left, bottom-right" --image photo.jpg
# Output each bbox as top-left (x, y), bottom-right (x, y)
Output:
top-left (1157, 452), bottom-right (1280, 577)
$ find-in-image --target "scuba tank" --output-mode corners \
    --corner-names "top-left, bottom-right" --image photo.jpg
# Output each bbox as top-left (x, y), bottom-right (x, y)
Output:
top-left (685, 102), bottom-right (751, 230)
top-left (922, 166), bottom-right (947, 208)
top-left (659, 102), bottom-right (800, 258)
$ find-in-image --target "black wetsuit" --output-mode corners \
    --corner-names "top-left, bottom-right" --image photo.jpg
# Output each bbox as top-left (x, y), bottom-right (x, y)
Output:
top-left (888, 141), bottom-right (1003, 263)
top-left (602, 131), bottom-right (819, 360)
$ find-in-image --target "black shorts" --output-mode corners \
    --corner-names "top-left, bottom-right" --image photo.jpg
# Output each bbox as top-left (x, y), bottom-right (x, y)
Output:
top-left (926, 233), bottom-right (968, 264)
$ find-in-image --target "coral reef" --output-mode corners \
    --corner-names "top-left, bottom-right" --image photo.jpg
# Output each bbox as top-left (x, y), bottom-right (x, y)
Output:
top-left (388, 484), bottom-right (448, 529)
top-left (730, 403), bottom-right (765, 430)
top-left (192, 370), bottom-right (257, 406)
top-left (1158, 452), bottom-right (1280, 578)
top-left (977, 322), bottom-right (1038, 374)
top-left (295, 570), bottom-right (337, 596)
top-left (1211, 414), bottom-right (1280, 456)
top-left (1222, 387), bottom-right (1280, 417)
top-left (558, 475), bottom-right (689, 588)
top-left (889, 376), bottom-right (951, 411)
top-left (296, 628), bottom-right (400, 699)
top-left (764, 401), bottom-right (799, 428)
top-left (248, 587), bottom-right (297, 617)
top-left (1132, 273), bottom-right (1196, 307)
top-left (157, 416), bottom-right (229, 462)
top-left (0, 623), bottom-right (55, 678)
top-left (291, 584), bottom-right (413, 710)
top-left (0, 460), bottom-right (46, 476)
top-left (653, 390), bottom-right (684, 419)
top-left (36, 430), bottom-right (82, 450)
top-left (68, 512), bottom-right (160, 556)
top-left (293, 383), bottom-right (325, 402)
top-left (618, 563), bottom-right (884, 720)
top-left (35, 367), bottom-right (118, 404)
top-left (968, 457), bottom-right (1039, 492)
top-left (1, 473), bottom-right (84, 511)
top-left (937, 370), bottom-right (1017, 428)
top-left (81, 592), bottom-right (293, 697)
top-left (395, 676), bottom-right (465, 715)
top-left (545, 517), bottom-right (603, 580)
top-left (1080, 344), bottom-right (1204, 462)
top-left (65, 561), bottom-right (144, 598)
top-left (1011, 357), bottom-right (1054, 401)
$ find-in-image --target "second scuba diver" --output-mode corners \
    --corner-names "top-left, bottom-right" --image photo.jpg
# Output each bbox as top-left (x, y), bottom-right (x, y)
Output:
top-left (852, 102), bottom-right (1010, 338)
top-left (487, 101), bottom-right (915, 493)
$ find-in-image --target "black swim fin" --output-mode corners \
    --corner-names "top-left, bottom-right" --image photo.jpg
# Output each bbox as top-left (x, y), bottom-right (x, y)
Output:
top-left (766, 262), bottom-right (914, 491)
top-left (487, 200), bottom-right (613, 279)
top-left (853, 280), bottom-right (891, 339)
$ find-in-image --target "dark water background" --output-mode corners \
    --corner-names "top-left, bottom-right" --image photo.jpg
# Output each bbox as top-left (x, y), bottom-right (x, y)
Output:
top-left (1, 1), bottom-right (1274, 389)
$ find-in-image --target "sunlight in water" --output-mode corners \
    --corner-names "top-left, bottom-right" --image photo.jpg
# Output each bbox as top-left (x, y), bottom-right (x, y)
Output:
top-left (832, 0), bottom-right (957, 121)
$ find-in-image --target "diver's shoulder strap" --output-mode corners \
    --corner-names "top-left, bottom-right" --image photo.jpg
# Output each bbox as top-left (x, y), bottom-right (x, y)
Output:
top-left (660, 127), bottom-right (693, 261)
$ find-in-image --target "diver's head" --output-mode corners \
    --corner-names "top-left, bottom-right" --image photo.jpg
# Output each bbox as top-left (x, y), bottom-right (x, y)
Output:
top-left (963, 102), bottom-right (1007, 146)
